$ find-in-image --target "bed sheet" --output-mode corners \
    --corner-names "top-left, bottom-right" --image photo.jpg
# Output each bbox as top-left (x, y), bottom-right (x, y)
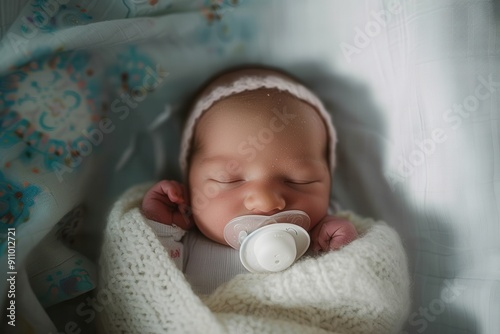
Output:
top-left (0, 0), bottom-right (499, 333)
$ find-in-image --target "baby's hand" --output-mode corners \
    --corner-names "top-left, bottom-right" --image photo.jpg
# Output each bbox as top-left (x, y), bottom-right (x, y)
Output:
top-left (310, 216), bottom-right (358, 252)
top-left (141, 180), bottom-right (192, 229)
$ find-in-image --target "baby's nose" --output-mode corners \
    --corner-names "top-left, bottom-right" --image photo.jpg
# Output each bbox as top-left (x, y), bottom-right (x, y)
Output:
top-left (244, 184), bottom-right (286, 214)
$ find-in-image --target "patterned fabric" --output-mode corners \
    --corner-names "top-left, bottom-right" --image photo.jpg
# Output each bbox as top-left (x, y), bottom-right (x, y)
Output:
top-left (0, 52), bottom-right (102, 174)
top-left (0, 5), bottom-right (254, 332)
top-left (0, 171), bottom-right (39, 237)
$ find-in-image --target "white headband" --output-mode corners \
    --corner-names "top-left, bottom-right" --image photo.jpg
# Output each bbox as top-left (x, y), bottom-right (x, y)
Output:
top-left (179, 71), bottom-right (337, 177)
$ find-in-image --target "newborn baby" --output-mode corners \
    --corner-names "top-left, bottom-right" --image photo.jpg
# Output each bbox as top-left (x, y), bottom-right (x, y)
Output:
top-left (99, 67), bottom-right (411, 333)
top-left (141, 67), bottom-right (358, 290)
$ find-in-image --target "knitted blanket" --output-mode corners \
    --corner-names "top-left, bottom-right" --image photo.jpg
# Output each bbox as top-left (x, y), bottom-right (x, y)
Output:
top-left (98, 184), bottom-right (411, 334)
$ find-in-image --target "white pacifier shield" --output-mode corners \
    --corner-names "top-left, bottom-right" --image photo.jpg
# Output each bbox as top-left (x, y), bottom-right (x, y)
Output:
top-left (239, 223), bottom-right (310, 273)
top-left (224, 210), bottom-right (310, 250)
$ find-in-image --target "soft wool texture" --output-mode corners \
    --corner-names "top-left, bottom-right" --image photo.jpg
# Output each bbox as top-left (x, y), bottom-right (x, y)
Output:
top-left (98, 184), bottom-right (411, 334)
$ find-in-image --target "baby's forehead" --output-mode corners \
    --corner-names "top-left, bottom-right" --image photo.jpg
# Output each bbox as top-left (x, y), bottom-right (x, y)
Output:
top-left (194, 90), bottom-right (328, 156)
top-left (201, 88), bottom-right (317, 122)
top-left (195, 88), bottom-right (327, 143)
top-left (180, 67), bottom-right (338, 176)
top-left (214, 88), bottom-right (297, 106)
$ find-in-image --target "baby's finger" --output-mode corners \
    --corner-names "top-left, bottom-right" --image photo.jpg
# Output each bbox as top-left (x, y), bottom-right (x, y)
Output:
top-left (178, 203), bottom-right (194, 229)
top-left (142, 196), bottom-right (177, 225)
top-left (171, 211), bottom-right (189, 229)
top-left (326, 225), bottom-right (358, 250)
top-left (308, 223), bottom-right (324, 252)
top-left (166, 181), bottom-right (185, 204)
top-left (318, 226), bottom-right (335, 251)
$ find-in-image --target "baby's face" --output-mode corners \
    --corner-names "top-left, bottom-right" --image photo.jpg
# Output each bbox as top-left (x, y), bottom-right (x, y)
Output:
top-left (188, 89), bottom-right (331, 245)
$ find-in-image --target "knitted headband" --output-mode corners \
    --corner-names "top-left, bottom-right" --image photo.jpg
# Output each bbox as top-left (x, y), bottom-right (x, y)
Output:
top-left (179, 68), bottom-right (337, 177)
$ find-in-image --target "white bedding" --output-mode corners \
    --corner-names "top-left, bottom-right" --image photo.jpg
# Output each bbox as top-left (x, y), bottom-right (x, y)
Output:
top-left (0, 0), bottom-right (498, 333)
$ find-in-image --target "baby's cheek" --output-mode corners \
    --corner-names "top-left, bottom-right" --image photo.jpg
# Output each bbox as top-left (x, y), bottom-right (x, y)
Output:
top-left (294, 197), bottom-right (329, 230)
top-left (308, 214), bottom-right (328, 234)
top-left (192, 192), bottom-right (238, 243)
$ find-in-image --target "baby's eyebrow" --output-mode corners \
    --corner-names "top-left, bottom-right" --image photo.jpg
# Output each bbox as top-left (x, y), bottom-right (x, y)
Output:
top-left (283, 158), bottom-right (327, 167)
top-left (199, 155), bottom-right (239, 164)
top-left (285, 160), bottom-right (330, 176)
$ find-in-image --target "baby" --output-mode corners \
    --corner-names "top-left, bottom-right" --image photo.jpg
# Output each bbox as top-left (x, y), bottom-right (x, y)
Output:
top-left (141, 67), bottom-right (358, 292)
top-left (99, 67), bottom-right (411, 333)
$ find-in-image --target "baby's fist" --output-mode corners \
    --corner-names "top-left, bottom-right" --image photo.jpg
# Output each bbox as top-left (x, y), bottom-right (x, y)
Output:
top-left (141, 180), bottom-right (192, 229)
top-left (310, 216), bottom-right (358, 252)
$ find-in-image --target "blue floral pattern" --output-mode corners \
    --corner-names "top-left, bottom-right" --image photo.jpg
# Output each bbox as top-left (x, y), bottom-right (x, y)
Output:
top-left (0, 51), bottom-right (102, 172)
top-left (0, 171), bottom-right (40, 237)
top-left (196, 0), bottom-right (253, 55)
top-left (0, 0), bottom-right (257, 313)
top-left (22, 0), bottom-right (93, 35)
top-left (107, 46), bottom-right (162, 97)
top-left (38, 258), bottom-right (95, 307)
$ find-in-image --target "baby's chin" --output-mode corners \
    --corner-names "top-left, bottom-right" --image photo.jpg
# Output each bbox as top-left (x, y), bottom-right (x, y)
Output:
top-left (194, 224), bottom-right (230, 247)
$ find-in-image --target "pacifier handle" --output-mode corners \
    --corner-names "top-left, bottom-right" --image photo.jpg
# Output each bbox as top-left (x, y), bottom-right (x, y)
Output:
top-left (239, 223), bottom-right (310, 273)
top-left (253, 229), bottom-right (297, 272)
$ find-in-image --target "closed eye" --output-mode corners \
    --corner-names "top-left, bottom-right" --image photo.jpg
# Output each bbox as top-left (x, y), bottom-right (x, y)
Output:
top-left (285, 180), bottom-right (318, 185)
top-left (210, 179), bottom-right (244, 184)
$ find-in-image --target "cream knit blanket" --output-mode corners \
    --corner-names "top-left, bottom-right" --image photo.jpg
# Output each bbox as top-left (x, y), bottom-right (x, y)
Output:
top-left (98, 184), bottom-right (411, 334)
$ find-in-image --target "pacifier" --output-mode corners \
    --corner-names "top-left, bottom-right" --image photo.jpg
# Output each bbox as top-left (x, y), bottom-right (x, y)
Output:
top-left (223, 210), bottom-right (311, 273)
